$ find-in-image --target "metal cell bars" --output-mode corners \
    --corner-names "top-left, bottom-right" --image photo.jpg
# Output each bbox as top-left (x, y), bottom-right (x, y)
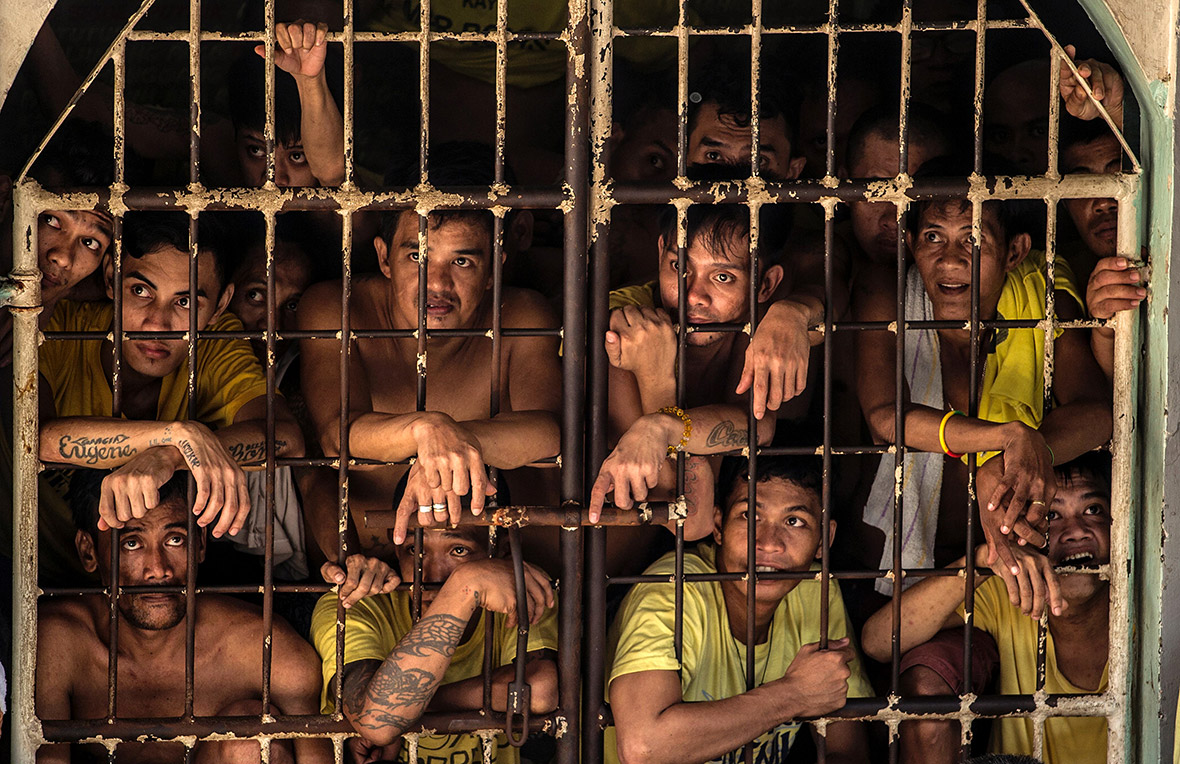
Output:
top-left (586, 0), bottom-right (1136, 763)
top-left (9, 0), bottom-right (589, 763)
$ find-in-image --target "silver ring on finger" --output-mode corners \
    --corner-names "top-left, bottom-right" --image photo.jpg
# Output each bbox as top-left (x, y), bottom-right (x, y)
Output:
top-left (432, 502), bottom-right (447, 511)
top-left (418, 505), bottom-right (433, 514)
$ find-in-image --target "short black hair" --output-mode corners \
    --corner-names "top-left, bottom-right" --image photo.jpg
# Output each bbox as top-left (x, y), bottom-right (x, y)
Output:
top-left (657, 165), bottom-right (792, 270)
top-left (844, 103), bottom-right (955, 174)
top-left (966, 755), bottom-right (1044, 764)
top-left (379, 141), bottom-right (512, 245)
top-left (122, 212), bottom-right (237, 293)
top-left (717, 454), bottom-right (823, 510)
top-left (688, 51), bottom-right (803, 154)
top-left (68, 469), bottom-right (191, 536)
top-left (1055, 450), bottom-right (1112, 497)
top-left (28, 120), bottom-right (116, 188)
top-left (226, 44), bottom-right (344, 147)
top-left (905, 154), bottom-right (1038, 244)
top-left (1059, 114), bottom-right (1122, 165)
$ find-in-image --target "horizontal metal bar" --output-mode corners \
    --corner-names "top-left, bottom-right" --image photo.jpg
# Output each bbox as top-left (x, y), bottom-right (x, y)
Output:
top-left (364, 504), bottom-right (675, 530)
top-left (41, 328), bottom-right (563, 342)
top-left (613, 19), bottom-right (1036, 37)
top-left (606, 564), bottom-right (1106, 586)
top-left (41, 710), bottom-right (560, 742)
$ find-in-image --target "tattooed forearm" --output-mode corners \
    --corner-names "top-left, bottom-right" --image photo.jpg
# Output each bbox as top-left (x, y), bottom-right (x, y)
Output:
top-left (340, 661), bottom-right (380, 719)
top-left (705, 420), bottom-right (749, 449)
top-left (347, 613), bottom-right (469, 739)
top-left (58, 434), bottom-right (136, 465)
top-left (227, 440), bottom-right (288, 464)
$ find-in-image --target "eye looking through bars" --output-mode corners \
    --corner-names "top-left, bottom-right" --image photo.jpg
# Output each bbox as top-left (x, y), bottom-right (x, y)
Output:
top-left (7, 0), bottom-right (1139, 763)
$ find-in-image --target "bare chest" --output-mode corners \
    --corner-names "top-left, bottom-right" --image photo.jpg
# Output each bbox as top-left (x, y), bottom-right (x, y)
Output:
top-left (356, 337), bottom-right (505, 420)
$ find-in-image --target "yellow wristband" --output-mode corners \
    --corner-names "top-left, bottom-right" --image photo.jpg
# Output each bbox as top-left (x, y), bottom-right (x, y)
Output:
top-left (657, 406), bottom-right (692, 454)
top-left (939, 410), bottom-right (964, 459)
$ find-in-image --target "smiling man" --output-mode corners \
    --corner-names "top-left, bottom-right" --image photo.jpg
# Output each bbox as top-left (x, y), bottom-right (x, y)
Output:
top-left (606, 455), bottom-right (870, 764)
top-left (37, 212), bottom-right (304, 546)
top-left (35, 469), bottom-right (329, 764)
top-left (862, 452), bottom-right (1113, 764)
top-left (296, 151), bottom-right (560, 562)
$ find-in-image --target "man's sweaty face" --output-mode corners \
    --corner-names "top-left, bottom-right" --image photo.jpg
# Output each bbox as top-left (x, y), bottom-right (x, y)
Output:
top-left (93, 501), bottom-right (195, 630)
top-left (395, 528), bottom-right (487, 606)
top-left (39, 210), bottom-right (113, 306)
top-left (1046, 474), bottom-right (1111, 603)
top-left (229, 244), bottom-right (313, 355)
top-left (688, 102), bottom-right (801, 180)
top-left (381, 214), bottom-right (494, 331)
top-left (714, 477), bottom-right (826, 605)
top-left (657, 233), bottom-right (751, 347)
top-left (847, 134), bottom-right (942, 264)
top-left (111, 245), bottom-right (226, 378)
top-left (908, 202), bottom-right (1016, 322)
top-left (1062, 134), bottom-right (1122, 259)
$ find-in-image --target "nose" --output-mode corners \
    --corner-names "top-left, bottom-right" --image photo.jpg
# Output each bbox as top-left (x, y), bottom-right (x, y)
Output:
top-left (138, 301), bottom-right (172, 332)
top-left (274, 155), bottom-right (291, 187)
top-left (1093, 197), bottom-right (1118, 216)
top-left (141, 545), bottom-right (174, 582)
top-left (43, 238), bottom-right (70, 270)
top-left (755, 521), bottom-right (786, 553)
top-left (684, 272), bottom-right (710, 308)
top-left (425, 259), bottom-right (454, 294)
top-left (423, 554), bottom-right (452, 584)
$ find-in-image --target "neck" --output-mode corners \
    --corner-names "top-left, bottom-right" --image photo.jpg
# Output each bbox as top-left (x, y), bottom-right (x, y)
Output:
top-left (1048, 585), bottom-right (1110, 641)
top-left (719, 580), bottom-right (778, 645)
top-left (100, 338), bottom-right (162, 398)
top-left (684, 334), bottom-right (735, 374)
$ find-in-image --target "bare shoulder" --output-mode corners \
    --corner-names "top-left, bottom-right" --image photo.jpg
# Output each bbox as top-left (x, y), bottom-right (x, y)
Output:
top-left (501, 287), bottom-right (559, 329)
top-left (38, 597), bottom-right (101, 644)
top-left (298, 278), bottom-right (345, 328)
top-left (196, 594), bottom-right (266, 642)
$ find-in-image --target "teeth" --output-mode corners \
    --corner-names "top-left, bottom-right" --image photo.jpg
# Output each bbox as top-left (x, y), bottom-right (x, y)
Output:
top-left (1061, 553), bottom-right (1095, 564)
top-left (754, 566), bottom-right (779, 573)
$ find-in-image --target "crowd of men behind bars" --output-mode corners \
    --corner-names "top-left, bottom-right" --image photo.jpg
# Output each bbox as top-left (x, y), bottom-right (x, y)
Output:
top-left (0, 0), bottom-right (1141, 762)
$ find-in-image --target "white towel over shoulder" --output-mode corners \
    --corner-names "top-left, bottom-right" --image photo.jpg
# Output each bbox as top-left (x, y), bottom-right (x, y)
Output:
top-left (864, 265), bottom-right (946, 595)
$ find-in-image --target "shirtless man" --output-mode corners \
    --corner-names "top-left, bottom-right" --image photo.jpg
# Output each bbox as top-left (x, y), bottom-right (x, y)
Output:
top-left (36, 470), bottom-right (330, 763)
top-left (296, 156), bottom-right (561, 562)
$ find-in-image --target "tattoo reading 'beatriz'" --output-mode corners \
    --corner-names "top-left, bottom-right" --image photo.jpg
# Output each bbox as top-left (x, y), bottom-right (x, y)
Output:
top-left (58, 434), bottom-right (136, 465)
top-left (347, 613), bottom-right (468, 736)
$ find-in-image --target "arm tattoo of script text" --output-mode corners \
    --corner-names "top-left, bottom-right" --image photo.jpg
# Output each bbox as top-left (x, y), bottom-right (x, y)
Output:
top-left (58, 434), bottom-right (136, 465)
top-left (705, 420), bottom-right (749, 449)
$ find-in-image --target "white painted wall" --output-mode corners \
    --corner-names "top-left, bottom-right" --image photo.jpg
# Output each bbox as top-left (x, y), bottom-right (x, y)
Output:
top-left (0, 0), bottom-right (54, 107)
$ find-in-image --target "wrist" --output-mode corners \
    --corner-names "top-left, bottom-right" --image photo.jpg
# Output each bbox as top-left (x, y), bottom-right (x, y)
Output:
top-left (436, 568), bottom-right (481, 616)
top-left (769, 298), bottom-right (814, 328)
top-left (410, 412), bottom-right (454, 440)
top-left (645, 409), bottom-right (688, 450)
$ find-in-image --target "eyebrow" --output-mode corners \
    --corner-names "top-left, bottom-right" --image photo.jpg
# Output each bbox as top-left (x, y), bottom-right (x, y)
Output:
top-left (126, 270), bottom-right (208, 300)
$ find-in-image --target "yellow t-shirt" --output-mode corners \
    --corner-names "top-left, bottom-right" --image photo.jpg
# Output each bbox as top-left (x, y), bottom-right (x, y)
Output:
top-left (39, 300), bottom-right (269, 427)
top-left (956, 576), bottom-right (1108, 764)
top-left (608, 282), bottom-right (657, 311)
top-left (310, 588), bottom-right (559, 763)
top-left (605, 544), bottom-right (873, 764)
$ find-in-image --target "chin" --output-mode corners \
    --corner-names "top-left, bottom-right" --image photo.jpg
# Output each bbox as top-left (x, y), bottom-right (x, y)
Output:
top-left (121, 598), bottom-right (185, 630)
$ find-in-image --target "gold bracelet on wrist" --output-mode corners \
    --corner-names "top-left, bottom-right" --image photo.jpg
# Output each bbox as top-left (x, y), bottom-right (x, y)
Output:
top-left (657, 406), bottom-right (692, 454)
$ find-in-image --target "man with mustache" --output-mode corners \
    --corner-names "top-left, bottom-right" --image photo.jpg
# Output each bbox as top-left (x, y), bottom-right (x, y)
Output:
top-left (35, 469), bottom-right (330, 763)
top-left (295, 150), bottom-right (561, 563)
top-left (862, 452), bottom-right (1114, 764)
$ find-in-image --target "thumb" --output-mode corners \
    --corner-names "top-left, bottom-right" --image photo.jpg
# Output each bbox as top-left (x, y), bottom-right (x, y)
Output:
top-left (254, 44), bottom-right (266, 59)
top-left (321, 562), bottom-right (345, 584)
top-left (605, 332), bottom-right (622, 365)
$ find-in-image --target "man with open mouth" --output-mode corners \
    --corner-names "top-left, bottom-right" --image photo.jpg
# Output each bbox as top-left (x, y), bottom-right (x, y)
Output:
top-left (607, 455), bottom-right (871, 764)
top-left (862, 452), bottom-right (1113, 764)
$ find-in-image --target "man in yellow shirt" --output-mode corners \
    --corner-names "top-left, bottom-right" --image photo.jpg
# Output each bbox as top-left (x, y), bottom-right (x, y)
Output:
top-left (861, 453), bottom-right (1112, 764)
top-left (607, 455), bottom-right (871, 764)
top-left (38, 212), bottom-right (304, 545)
top-left (310, 521), bottom-right (558, 763)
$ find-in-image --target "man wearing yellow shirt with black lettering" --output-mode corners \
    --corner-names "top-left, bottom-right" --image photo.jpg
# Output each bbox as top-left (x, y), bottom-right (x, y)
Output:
top-left (607, 455), bottom-right (871, 764)
top-left (862, 453), bottom-right (1112, 764)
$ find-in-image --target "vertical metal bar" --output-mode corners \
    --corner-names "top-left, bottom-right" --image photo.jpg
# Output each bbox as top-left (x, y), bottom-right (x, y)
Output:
top-left (188, 0), bottom-right (201, 186)
top-left (262, 210), bottom-right (277, 715)
top-left (342, 0), bottom-right (356, 185)
top-left (674, 200), bottom-right (687, 665)
top-left (583, 0), bottom-right (614, 758)
top-left (333, 206), bottom-right (354, 717)
top-left (418, 0), bottom-right (431, 182)
top-left (675, 0), bottom-right (688, 178)
top-left (889, 0), bottom-right (914, 706)
top-left (263, 0), bottom-right (276, 185)
top-left (558, 0), bottom-right (590, 761)
top-left (184, 212), bottom-right (199, 720)
top-left (11, 184), bottom-right (44, 764)
top-left (416, 212), bottom-right (428, 409)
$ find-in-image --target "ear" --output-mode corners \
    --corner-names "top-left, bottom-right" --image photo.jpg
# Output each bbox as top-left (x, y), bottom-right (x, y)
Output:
top-left (904, 229), bottom-right (914, 254)
top-left (211, 282), bottom-right (234, 324)
top-left (757, 264), bottom-right (784, 303)
top-left (103, 255), bottom-right (117, 300)
top-left (816, 519), bottom-right (837, 560)
top-left (374, 236), bottom-right (393, 279)
top-left (76, 530), bottom-right (99, 574)
top-left (786, 155), bottom-right (807, 180)
top-left (508, 211), bottom-right (534, 255)
top-left (712, 504), bottom-right (726, 546)
top-left (1004, 232), bottom-right (1032, 272)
